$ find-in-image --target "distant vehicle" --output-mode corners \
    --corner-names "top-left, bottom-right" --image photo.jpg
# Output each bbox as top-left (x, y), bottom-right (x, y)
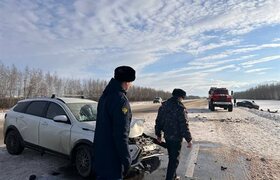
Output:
top-left (208, 87), bottom-right (233, 112)
top-left (4, 96), bottom-right (162, 178)
top-left (153, 97), bottom-right (162, 103)
top-left (236, 100), bottom-right (259, 110)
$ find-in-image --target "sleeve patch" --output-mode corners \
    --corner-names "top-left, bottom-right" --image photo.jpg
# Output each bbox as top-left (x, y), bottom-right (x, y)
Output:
top-left (122, 107), bottom-right (128, 114)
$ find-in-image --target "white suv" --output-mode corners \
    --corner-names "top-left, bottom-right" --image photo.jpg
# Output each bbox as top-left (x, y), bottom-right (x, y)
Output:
top-left (3, 97), bottom-right (162, 178)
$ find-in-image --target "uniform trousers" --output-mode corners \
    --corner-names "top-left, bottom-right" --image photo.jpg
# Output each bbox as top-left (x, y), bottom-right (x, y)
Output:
top-left (165, 139), bottom-right (182, 180)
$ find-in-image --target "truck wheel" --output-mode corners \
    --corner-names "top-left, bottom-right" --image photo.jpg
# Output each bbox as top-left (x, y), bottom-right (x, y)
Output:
top-left (228, 106), bottom-right (233, 112)
top-left (208, 103), bottom-right (211, 109)
top-left (5, 130), bottom-right (24, 155)
top-left (210, 102), bottom-right (215, 111)
top-left (75, 145), bottom-right (94, 178)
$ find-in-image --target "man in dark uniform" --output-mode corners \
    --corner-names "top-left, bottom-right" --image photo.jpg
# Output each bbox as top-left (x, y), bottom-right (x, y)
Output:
top-left (155, 88), bottom-right (192, 180)
top-left (94, 66), bottom-right (136, 180)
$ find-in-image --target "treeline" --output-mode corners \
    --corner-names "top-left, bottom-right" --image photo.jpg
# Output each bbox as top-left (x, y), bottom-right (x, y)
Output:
top-left (234, 83), bottom-right (280, 100)
top-left (0, 62), bottom-right (171, 108)
top-left (186, 95), bottom-right (201, 100)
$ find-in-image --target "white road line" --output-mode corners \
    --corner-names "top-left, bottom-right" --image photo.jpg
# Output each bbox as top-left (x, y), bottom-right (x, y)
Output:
top-left (185, 144), bottom-right (200, 178)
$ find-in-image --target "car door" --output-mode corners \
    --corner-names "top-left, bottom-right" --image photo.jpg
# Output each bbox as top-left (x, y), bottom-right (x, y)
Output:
top-left (39, 102), bottom-right (71, 155)
top-left (18, 101), bottom-right (48, 145)
top-left (245, 101), bottom-right (252, 108)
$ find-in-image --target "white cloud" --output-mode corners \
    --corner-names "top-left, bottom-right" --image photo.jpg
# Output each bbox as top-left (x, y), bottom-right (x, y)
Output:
top-left (231, 44), bottom-right (280, 54)
top-left (192, 43), bottom-right (280, 64)
top-left (202, 64), bottom-right (236, 73)
top-left (245, 68), bottom-right (272, 73)
top-left (187, 39), bottom-right (240, 54)
top-left (273, 38), bottom-right (280, 42)
top-left (1, 0), bottom-right (280, 95)
top-left (241, 55), bottom-right (280, 66)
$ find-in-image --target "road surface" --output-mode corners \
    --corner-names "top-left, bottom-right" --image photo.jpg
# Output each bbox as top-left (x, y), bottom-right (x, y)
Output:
top-left (0, 99), bottom-right (279, 180)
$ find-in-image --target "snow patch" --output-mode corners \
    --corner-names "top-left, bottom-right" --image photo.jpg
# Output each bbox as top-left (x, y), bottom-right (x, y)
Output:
top-left (246, 108), bottom-right (280, 122)
top-left (0, 112), bottom-right (5, 121)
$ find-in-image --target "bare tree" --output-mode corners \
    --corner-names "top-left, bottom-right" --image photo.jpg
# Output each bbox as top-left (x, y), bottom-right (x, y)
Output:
top-left (8, 64), bottom-right (18, 97)
top-left (1, 63), bottom-right (199, 108)
top-left (235, 83), bottom-right (280, 100)
top-left (0, 62), bottom-right (9, 97)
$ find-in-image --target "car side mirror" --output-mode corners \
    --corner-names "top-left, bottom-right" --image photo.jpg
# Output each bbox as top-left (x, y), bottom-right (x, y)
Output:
top-left (53, 115), bottom-right (68, 123)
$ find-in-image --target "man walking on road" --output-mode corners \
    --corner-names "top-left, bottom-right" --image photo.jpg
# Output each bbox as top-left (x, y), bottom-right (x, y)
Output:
top-left (94, 66), bottom-right (136, 180)
top-left (155, 88), bottom-right (192, 180)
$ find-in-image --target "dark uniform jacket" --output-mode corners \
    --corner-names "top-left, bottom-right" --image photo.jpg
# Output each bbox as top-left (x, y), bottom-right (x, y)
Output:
top-left (155, 97), bottom-right (192, 142)
top-left (94, 78), bottom-right (132, 178)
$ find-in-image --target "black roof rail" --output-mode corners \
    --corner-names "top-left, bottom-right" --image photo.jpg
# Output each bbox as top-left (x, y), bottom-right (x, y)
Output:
top-left (62, 95), bottom-right (85, 99)
top-left (56, 98), bottom-right (66, 104)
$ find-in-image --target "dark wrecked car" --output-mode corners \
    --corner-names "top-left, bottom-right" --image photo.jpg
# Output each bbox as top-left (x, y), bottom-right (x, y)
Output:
top-left (236, 100), bottom-right (259, 110)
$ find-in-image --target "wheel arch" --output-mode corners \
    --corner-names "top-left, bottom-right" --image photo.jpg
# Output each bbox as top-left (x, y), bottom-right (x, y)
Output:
top-left (4, 125), bottom-right (23, 145)
top-left (70, 139), bottom-right (93, 163)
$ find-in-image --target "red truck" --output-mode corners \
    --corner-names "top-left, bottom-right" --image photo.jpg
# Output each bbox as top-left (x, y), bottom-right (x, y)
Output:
top-left (208, 87), bottom-right (233, 112)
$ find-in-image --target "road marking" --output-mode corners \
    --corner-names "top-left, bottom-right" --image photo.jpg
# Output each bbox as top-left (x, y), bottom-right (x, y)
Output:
top-left (185, 144), bottom-right (200, 178)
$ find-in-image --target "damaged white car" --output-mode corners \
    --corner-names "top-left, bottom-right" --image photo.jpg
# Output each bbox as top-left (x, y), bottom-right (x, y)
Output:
top-left (3, 97), bottom-right (162, 178)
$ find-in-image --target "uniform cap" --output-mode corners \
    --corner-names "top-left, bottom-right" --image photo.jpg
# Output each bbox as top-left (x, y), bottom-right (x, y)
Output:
top-left (172, 88), bottom-right (186, 98)
top-left (114, 66), bottom-right (136, 82)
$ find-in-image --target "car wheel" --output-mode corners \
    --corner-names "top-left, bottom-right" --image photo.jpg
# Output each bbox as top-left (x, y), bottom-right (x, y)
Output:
top-left (75, 145), bottom-right (93, 178)
top-left (141, 156), bottom-right (161, 173)
top-left (210, 102), bottom-right (215, 111)
top-left (5, 130), bottom-right (24, 155)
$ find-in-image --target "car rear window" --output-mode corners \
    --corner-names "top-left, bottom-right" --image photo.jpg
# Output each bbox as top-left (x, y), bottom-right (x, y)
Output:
top-left (13, 101), bottom-right (30, 113)
top-left (214, 89), bottom-right (229, 94)
top-left (25, 101), bottom-right (48, 117)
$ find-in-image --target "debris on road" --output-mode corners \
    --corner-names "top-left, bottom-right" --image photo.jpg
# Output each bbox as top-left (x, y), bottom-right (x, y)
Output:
top-left (221, 166), bottom-right (228, 171)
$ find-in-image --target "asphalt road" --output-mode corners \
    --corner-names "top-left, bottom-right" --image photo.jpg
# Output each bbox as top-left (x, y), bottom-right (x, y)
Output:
top-left (132, 99), bottom-right (206, 114)
top-left (0, 99), bottom-right (253, 180)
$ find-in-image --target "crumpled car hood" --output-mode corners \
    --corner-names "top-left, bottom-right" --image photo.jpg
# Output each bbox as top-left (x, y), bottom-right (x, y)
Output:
top-left (77, 118), bottom-right (145, 138)
top-left (129, 118), bottom-right (145, 138)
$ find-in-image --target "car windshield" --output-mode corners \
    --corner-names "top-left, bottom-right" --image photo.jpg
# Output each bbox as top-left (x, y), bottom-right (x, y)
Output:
top-left (214, 89), bottom-right (228, 94)
top-left (66, 103), bottom-right (97, 122)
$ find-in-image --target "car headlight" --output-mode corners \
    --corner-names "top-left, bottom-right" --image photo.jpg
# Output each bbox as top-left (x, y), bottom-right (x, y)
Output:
top-left (143, 144), bottom-right (157, 151)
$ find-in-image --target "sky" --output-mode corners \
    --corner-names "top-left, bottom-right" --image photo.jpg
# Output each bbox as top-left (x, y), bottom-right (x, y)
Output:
top-left (0, 0), bottom-right (280, 96)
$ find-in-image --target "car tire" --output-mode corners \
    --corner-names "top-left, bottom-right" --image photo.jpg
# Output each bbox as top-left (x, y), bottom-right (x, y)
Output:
top-left (228, 106), bottom-right (233, 112)
top-left (210, 102), bottom-right (215, 111)
top-left (141, 156), bottom-right (161, 173)
top-left (75, 145), bottom-right (94, 178)
top-left (5, 130), bottom-right (24, 155)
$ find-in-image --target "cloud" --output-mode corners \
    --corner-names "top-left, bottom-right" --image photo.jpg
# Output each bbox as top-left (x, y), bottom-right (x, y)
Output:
top-left (231, 44), bottom-right (280, 54)
top-left (1, 0), bottom-right (280, 95)
top-left (245, 68), bottom-right (272, 73)
top-left (273, 38), bottom-right (280, 42)
top-left (241, 55), bottom-right (280, 66)
top-left (187, 39), bottom-right (240, 55)
top-left (192, 43), bottom-right (280, 64)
